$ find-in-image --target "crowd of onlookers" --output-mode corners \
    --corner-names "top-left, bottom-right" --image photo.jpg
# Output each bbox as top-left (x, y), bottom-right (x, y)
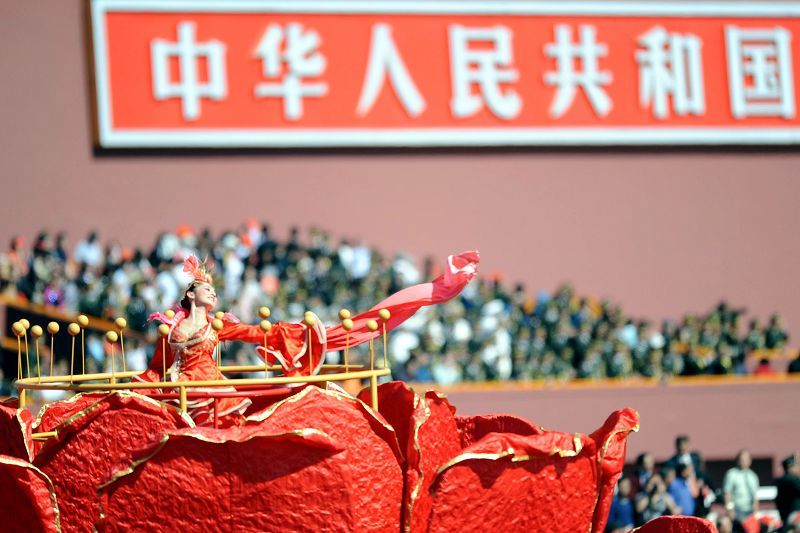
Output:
top-left (607, 436), bottom-right (800, 532)
top-left (1, 223), bottom-right (799, 393)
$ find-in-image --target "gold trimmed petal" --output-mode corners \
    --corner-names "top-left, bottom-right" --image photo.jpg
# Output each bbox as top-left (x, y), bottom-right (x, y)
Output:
top-left (0, 455), bottom-right (62, 532)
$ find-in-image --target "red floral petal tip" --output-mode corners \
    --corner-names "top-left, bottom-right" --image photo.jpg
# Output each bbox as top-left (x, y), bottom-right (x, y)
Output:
top-left (356, 380), bottom-right (419, 462)
top-left (0, 455), bottom-right (60, 532)
top-left (0, 402), bottom-right (33, 461)
top-left (404, 391), bottom-right (462, 533)
top-left (33, 392), bottom-right (193, 533)
top-left (245, 386), bottom-right (404, 531)
top-left (589, 407), bottom-right (641, 533)
top-left (635, 516), bottom-right (718, 533)
top-left (455, 413), bottom-right (544, 449)
top-left (98, 426), bottom-right (350, 531)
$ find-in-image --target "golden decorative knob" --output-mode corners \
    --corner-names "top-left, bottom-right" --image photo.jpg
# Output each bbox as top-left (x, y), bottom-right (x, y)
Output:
top-left (342, 318), bottom-right (354, 331)
top-left (20, 318), bottom-right (30, 330)
top-left (214, 311), bottom-right (224, 319)
top-left (68, 323), bottom-right (81, 336)
top-left (339, 309), bottom-right (351, 320)
top-left (30, 325), bottom-right (43, 338)
top-left (11, 322), bottom-right (24, 337)
top-left (47, 322), bottom-right (60, 335)
top-left (211, 319), bottom-right (224, 331)
top-left (378, 309), bottom-right (390, 321)
top-left (77, 315), bottom-right (89, 328)
top-left (259, 320), bottom-right (272, 332)
top-left (164, 309), bottom-right (176, 319)
top-left (105, 331), bottom-right (118, 343)
top-left (158, 324), bottom-right (170, 337)
top-left (303, 312), bottom-right (316, 327)
top-left (115, 317), bottom-right (127, 330)
top-left (366, 320), bottom-right (378, 332)
top-left (258, 306), bottom-right (271, 319)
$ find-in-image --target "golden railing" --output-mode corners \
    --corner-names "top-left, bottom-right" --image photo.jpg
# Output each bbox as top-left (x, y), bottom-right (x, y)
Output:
top-left (7, 305), bottom-right (394, 440)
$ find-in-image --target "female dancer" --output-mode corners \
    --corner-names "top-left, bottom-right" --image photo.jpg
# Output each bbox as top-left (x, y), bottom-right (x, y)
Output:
top-left (135, 251), bottom-right (479, 426)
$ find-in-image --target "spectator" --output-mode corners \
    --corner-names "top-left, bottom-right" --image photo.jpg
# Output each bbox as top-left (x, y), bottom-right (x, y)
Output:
top-left (788, 353), bottom-right (800, 374)
top-left (632, 452), bottom-right (656, 496)
top-left (74, 231), bottom-right (102, 268)
top-left (636, 473), bottom-right (680, 524)
top-left (753, 358), bottom-right (776, 376)
top-left (776, 454), bottom-right (800, 527)
top-left (667, 435), bottom-right (704, 477)
top-left (606, 477), bottom-right (635, 532)
top-left (723, 449), bottom-right (760, 521)
top-left (667, 463), bottom-right (696, 517)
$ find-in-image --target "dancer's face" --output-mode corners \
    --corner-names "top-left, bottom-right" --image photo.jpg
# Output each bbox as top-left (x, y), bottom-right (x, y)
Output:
top-left (188, 283), bottom-right (218, 310)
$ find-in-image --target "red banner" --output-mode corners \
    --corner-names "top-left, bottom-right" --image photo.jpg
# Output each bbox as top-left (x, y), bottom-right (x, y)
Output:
top-left (90, 0), bottom-right (800, 147)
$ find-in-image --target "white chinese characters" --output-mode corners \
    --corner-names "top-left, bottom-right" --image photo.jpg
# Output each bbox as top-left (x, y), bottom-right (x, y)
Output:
top-left (449, 25), bottom-right (521, 120)
top-left (148, 20), bottom-right (798, 124)
top-left (151, 22), bottom-right (227, 121)
top-left (253, 23), bottom-right (329, 121)
top-left (357, 24), bottom-right (425, 117)
top-left (544, 25), bottom-right (612, 118)
top-left (637, 26), bottom-right (705, 119)
top-left (726, 27), bottom-right (795, 119)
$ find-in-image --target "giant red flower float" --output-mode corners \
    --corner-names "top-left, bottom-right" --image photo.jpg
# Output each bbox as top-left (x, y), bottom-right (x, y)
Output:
top-left (0, 381), bottom-right (645, 532)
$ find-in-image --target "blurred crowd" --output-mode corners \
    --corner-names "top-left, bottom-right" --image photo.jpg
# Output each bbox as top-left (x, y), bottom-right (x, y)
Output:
top-left (607, 436), bottom-right (800, 532)
top-left (1, 223), bottom-right (798, 392)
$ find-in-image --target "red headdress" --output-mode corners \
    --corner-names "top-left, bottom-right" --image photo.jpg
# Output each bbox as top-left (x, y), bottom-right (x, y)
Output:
top-left (183, 255), bottom-right (213, 285)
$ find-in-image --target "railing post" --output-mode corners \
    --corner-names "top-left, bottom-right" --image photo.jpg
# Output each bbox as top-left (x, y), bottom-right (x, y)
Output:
top-left (179, 385), bottom-right (187, 414)
top-left (370, 374), bottom-right (378, 411)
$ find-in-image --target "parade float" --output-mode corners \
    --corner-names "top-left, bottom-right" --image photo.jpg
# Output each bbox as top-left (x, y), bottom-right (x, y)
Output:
top-left (0, 252), bottom-right (715, 532)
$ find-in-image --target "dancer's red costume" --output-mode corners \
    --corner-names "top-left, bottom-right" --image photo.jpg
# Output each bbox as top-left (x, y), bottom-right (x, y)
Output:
top-left (134, 251), bottom-right (480, 426)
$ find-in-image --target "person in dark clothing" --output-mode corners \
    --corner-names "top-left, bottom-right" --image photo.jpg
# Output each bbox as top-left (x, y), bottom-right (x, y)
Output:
top-left (607, 476), bottom-right (635, 532)
top-left (776, 454), bottom-right (800, 528)
top-left (788, 354), bottom-right (800, 374)
top-left (667, 434), bottom-right (704, 477)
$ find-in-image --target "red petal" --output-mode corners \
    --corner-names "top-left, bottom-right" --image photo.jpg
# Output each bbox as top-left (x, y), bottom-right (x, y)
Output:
top-left (637, 516), bottom-right (718, 532)
top-left (33, 392), bottom-right (193, 532)
top-left (455, 413), bottom-right (543, 449)
top-left (98, 426), bottom-right (354, 531)
top-left (0, 402), bottom-right (33, 460)
top-left (0, 455), bottom-right (60, 532)
top-left (246, 386), bottom-right (404, 531)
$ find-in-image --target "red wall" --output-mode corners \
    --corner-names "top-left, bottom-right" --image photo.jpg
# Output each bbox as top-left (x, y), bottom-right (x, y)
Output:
top-left (1, 2), bottom-right (800, 342)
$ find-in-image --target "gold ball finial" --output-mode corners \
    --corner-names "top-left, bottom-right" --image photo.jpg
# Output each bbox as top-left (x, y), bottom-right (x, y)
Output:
top-left (342, 318), bottom-right (354, 331)
top-left (259, 320), bottom-right (272, 332)
top-left (115, 317), bottom-right (127, 330)
top-left (214, 311), bottom-right (225, 319)
top-left (157, 324), bottom-right (170, 337)
top-left (77, 315), bottom-right (89, 328)
top-left (105, 331), bottom-right (118, 343)
top-left (378, 309), bottom-right (390, 321)
top-left (30, 325), bottom-right (44, 338)
top-left (164, 309), bottom-right (176, 319)
top-left (47, 322), bottom-right (60, 335)
top-left (366, 319), bottom-right (378, 332)
top-left (258, 306), bottom-right (271, 319)
top-left (68, 323), bottom-right (81, 336)
top-left (20, 319), bottom-right (30, 330)
top-left (11, 322), bottom-right (24, 337)
top-left (303, 312), bottom-right (316, 327)
top-left (211, 318), bottom-right (224, 331)
top-left (339, 309), bottom-right (351, 320)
